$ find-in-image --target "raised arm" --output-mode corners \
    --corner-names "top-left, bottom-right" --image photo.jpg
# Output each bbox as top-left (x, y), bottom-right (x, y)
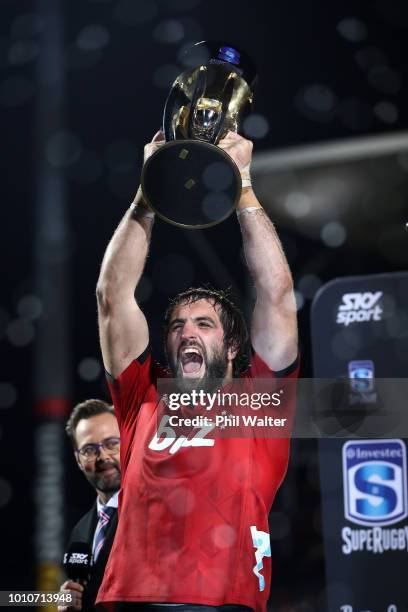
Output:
top-left (96, 132), bottom-right (163, 378)
top-left (219, 132), bottom-right (298, 371)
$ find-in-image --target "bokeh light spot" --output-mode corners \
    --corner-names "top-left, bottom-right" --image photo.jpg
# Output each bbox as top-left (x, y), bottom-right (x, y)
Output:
top-left (0, 383), bottom-right (17, 409)
top-left (17, 295), bottom-right (42, 320)
top-left (243, 114), bottom-right (269, 139)
top-left (78, 358), bottom-right (102, 381)
top-left (7, 319), bottom-right (35, 347)
top-left (45, 131), bottom-right (82, 168)
top-left (153, 20), bottom-right (185, 44)
top-left (321, 222), bottom-right (346, 248)
top-left (77, 25), bottom-right (110, 51)
top-left (337, 18), bottom-right (368, 42)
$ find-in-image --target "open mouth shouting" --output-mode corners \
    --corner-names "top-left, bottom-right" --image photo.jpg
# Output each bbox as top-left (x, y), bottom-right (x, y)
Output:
top-left (178, 344), bottom-right (205, 378)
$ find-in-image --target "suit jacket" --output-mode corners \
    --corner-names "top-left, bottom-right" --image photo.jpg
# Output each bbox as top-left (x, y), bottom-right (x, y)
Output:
top-left (66, 503), bottom-right (118, 611)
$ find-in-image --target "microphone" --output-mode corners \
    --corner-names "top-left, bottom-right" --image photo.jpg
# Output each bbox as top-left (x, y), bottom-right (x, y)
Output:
top-left (63, 542), bottom-right (93, 585)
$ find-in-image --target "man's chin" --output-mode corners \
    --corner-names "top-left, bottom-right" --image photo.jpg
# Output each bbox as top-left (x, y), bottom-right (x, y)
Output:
top-left (95, 471), bottom-right (120, 492)
top-left (175, 375), bottom-right (203, 393)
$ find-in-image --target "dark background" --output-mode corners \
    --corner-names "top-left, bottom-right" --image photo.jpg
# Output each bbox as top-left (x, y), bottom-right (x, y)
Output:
top-left (1, 0), bottom-right (408, 609)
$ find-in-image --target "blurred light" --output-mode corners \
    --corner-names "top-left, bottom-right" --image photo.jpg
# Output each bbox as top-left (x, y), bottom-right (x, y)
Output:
top-left (0, 383), bottom-right (17, 409)
top-left (153, 64), bottom-right (181, 89)
top-left (77, 25), bottom-right (110, 51)
top-left (11, 13), bottom-right (44, 37)
top-left (162, 0), bottom-right (202, 8)
top-left (114, 0), bottom-right (158, 25)
top-left (178, 41), bottom-right (210, 68)
top-left (242, 114), bottom-right (269, 139)
top-left (294, 84), bottom-right (337, 123)
top-left (153, 20), bottom-right (185, 44)
top-left (202, 162), bottom-right (233, 191)
top-left (354, 47), bottom-right (387, 72)
top-left (152, 254), bottom-right (194, 294)
top-left (66, 45), bottom-right (103, 70)
top-left (337, 17), bottom-right (368, 42)
top-left (294, 290), bottom-right (305, 311)
top-left (201, 193), bottom-right (233, 221)
top-left (45, 131), bottom-right (82, 168)
top-left (67, 150), bottom-right (103, 185)
top-left (78, 357), bottom-right (102, 381)
top-left (8, 40), bottom-right (39, 65)
top-left (368, 66), bottom-right (401, 95)
top-left (105, 140), bottom-right (138, 171)
top-left (136, 276), bottom-right (153, 304)
top-left (297, 274), bottom-right (322, 299)
top-left (0, 76), bottom-right (34, 108)
top-left (284, 191), bottom-right (311, 218)
top-left (6, 319), bottom-right (35, 347)
top-left (321, 222), bottom-right (346, 247)
top-left (211, 524), bottom-right (236, 548)
top-left (17, 295), bottom-right (42, 320)
top-left (0, 478), bottom-right (12, 508)
top-left (166, 487), bottom-right (195, 515)
top-left (338, 98), bottom-right (373, 131)
top-left (374, 100), bottom-right (398, 124)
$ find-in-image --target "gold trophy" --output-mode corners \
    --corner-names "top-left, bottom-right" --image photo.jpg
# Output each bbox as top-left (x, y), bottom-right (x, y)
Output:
top-left (141, 41), bottom-right (257, 229)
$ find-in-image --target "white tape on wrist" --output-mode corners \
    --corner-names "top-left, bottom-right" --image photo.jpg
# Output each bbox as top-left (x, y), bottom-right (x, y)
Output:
top-left (240, 163), bottom-right (252, 188)
top-left (236, 206), bottom-right (262, 217)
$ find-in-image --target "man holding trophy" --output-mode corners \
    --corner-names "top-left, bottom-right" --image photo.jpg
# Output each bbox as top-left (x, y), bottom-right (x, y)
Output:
top-left (95, 42), bottom-right (298, 612)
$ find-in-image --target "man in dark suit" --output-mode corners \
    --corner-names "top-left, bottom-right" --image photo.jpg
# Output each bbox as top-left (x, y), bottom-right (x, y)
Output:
top-left (58, 399), bottom-right (121, 612)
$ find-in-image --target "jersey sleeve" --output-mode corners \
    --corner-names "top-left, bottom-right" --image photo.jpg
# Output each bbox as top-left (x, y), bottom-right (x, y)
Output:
top-left (246, 349), bottom-right (300, 379)
top-left (105, 347), bottom-right (155, 430)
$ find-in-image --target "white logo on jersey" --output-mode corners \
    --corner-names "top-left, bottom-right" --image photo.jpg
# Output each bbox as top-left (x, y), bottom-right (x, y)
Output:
top-left (250, 525), bottom-right (271, 592)
top-left (148, 415), bottom-right (215, 455)
top-left (336, 292), bottom-right (383, 326)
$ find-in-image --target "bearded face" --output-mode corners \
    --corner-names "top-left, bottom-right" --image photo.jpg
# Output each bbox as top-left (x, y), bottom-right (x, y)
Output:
top-left (166, 299), bottom-right (236, 393)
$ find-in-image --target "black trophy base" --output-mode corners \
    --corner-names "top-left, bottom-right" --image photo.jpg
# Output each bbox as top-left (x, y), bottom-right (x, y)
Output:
top-left (141, 140), bottom-right (241, 229)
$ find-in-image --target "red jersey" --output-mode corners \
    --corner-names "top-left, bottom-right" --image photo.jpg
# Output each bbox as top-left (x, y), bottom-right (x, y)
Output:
top-left (97, 350), bottom-right (298, 612)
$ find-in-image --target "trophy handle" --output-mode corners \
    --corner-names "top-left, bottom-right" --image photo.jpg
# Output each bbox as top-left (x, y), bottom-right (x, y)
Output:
top-left (187, 67), bottom-right (208, 139)
top-left (211, 75), bottom-right (235, 144)
top-left (163, 84), bottom-right (189, 142)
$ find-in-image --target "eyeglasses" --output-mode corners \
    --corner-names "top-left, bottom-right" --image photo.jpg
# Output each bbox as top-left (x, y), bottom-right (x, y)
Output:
top-left (76, 437), bottom-right (120, 461)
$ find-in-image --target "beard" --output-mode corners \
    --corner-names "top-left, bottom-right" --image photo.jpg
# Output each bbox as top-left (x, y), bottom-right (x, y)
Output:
top-left (168, 341), bottom-right (229, 394)
top-left (85, 459), bottom-right (121, 494)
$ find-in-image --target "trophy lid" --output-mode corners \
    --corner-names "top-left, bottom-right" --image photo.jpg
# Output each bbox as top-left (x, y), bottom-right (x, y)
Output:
top-left (181, 40), bottom-right (257, 93)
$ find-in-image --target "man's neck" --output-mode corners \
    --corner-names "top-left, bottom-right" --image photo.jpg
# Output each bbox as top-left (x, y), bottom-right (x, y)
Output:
top-left (97, 490), bottom-right (117, 505)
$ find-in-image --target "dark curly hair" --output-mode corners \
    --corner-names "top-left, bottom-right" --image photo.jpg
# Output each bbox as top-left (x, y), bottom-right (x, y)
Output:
top-left (65, 399), bottom-right (114, 448)
top-left (164, 287), bottom-right (249, 376)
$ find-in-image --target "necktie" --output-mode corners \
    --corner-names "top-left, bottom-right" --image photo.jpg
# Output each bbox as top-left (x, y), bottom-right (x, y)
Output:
top-left (93, 506), bottom-right (115, 562)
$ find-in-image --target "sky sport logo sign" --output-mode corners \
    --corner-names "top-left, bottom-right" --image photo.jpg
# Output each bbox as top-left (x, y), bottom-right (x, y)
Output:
top-left (336, 291), bottom-right (383, 326)
top-left (341, 440), bottom-right (408, 555)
